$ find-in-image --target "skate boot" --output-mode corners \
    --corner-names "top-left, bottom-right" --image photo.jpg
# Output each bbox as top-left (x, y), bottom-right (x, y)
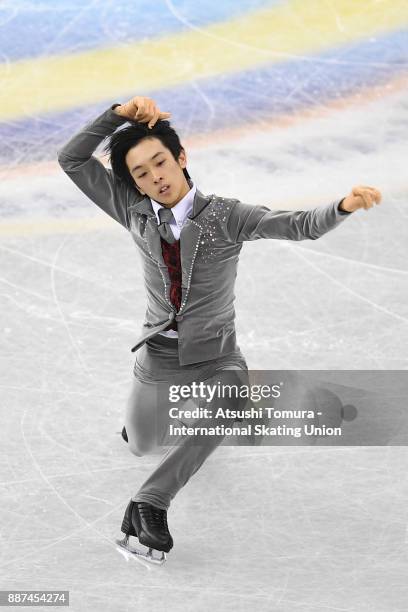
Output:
top-left (116, 499), bottom-right (173, 565)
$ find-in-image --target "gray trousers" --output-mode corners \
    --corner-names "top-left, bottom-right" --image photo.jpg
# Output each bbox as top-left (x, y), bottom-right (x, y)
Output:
top-left (125, 334), bottom-right (250, 510)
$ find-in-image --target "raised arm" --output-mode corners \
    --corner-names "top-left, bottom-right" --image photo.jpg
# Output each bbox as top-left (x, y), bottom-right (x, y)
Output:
top-left (225, 186), bottom-right (382, 243)
top-left (56, 96), bottom-right (171, 230)
top-left (57, 104), bottom-right (137, 229)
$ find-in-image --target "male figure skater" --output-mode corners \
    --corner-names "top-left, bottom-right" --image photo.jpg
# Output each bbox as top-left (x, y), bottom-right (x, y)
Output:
top-left (57, 95), bottom-right (382, 564)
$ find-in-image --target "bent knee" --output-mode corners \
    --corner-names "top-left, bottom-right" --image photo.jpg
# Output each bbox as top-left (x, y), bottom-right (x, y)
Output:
top-left (128, 443), bottom-right (144, 457)
top-left (128, 438), bottom-right (155, 457)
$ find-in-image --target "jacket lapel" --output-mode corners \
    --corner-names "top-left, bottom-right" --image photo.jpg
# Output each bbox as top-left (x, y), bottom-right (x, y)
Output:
top-left (129, 196), bottom-right (166, 269)
top-left (178, 189), bottom-right (211, 311)
top-left (144, 214), bottom-right (168, 270)
top-left (129, 186), bottom-right (212, 311)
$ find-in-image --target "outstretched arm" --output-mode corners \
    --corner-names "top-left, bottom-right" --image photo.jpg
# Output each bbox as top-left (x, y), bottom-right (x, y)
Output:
top-left (225, 185), bottom-right (382, 243)
top-left (56, 96), bottom-right (170, 229)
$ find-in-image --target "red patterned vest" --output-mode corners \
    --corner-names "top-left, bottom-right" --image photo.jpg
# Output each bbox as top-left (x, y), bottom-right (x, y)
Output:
top-left (160, 237), bottom-right (182, 331)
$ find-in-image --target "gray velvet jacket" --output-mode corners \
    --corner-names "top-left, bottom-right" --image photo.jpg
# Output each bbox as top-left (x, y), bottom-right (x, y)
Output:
top-left (57, 103), bottom-right (353, 365)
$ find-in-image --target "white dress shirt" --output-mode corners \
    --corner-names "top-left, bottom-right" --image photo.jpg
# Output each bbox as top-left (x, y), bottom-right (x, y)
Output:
top-left (150, 182), bottom-right (197, 338)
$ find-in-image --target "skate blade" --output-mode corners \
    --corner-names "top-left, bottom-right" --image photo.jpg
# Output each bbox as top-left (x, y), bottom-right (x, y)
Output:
top-left (116, 536), bottom-right (167, 565)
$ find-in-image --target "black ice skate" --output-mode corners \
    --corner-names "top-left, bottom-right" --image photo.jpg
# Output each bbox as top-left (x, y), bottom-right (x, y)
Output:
top-left (116, 499), bottom-right (173, 565)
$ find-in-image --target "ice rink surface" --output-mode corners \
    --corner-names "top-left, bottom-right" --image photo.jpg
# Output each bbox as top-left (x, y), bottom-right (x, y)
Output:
top-left (1, 1), bottom-right (408, 610)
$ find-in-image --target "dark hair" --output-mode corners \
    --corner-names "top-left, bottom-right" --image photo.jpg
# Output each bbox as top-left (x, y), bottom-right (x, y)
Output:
top-left (102, 119), bottom-right (191, 194)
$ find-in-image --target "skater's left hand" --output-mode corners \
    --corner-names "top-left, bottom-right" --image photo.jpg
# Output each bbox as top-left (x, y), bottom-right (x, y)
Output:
top-left (339, 185), bottom-right (382, 213)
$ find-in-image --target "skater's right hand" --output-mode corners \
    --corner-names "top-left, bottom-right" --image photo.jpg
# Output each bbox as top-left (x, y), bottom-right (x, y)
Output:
top-left (114, 96), bottom-right (171, 129)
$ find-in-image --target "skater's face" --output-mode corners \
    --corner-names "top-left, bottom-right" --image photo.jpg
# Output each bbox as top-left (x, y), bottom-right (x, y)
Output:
top-left (125, 137), bottom-right (190, 207)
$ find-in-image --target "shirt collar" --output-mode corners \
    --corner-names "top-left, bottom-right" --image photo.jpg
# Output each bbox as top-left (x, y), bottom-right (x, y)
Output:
top-left (151, 181), bottom-right (196, 225)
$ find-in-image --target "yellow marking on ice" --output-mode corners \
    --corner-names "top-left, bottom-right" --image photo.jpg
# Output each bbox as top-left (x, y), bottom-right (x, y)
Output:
top-left (1, 70), bottom-right (406, 181)
top-left (1, 0), bottom-right (407, 121)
